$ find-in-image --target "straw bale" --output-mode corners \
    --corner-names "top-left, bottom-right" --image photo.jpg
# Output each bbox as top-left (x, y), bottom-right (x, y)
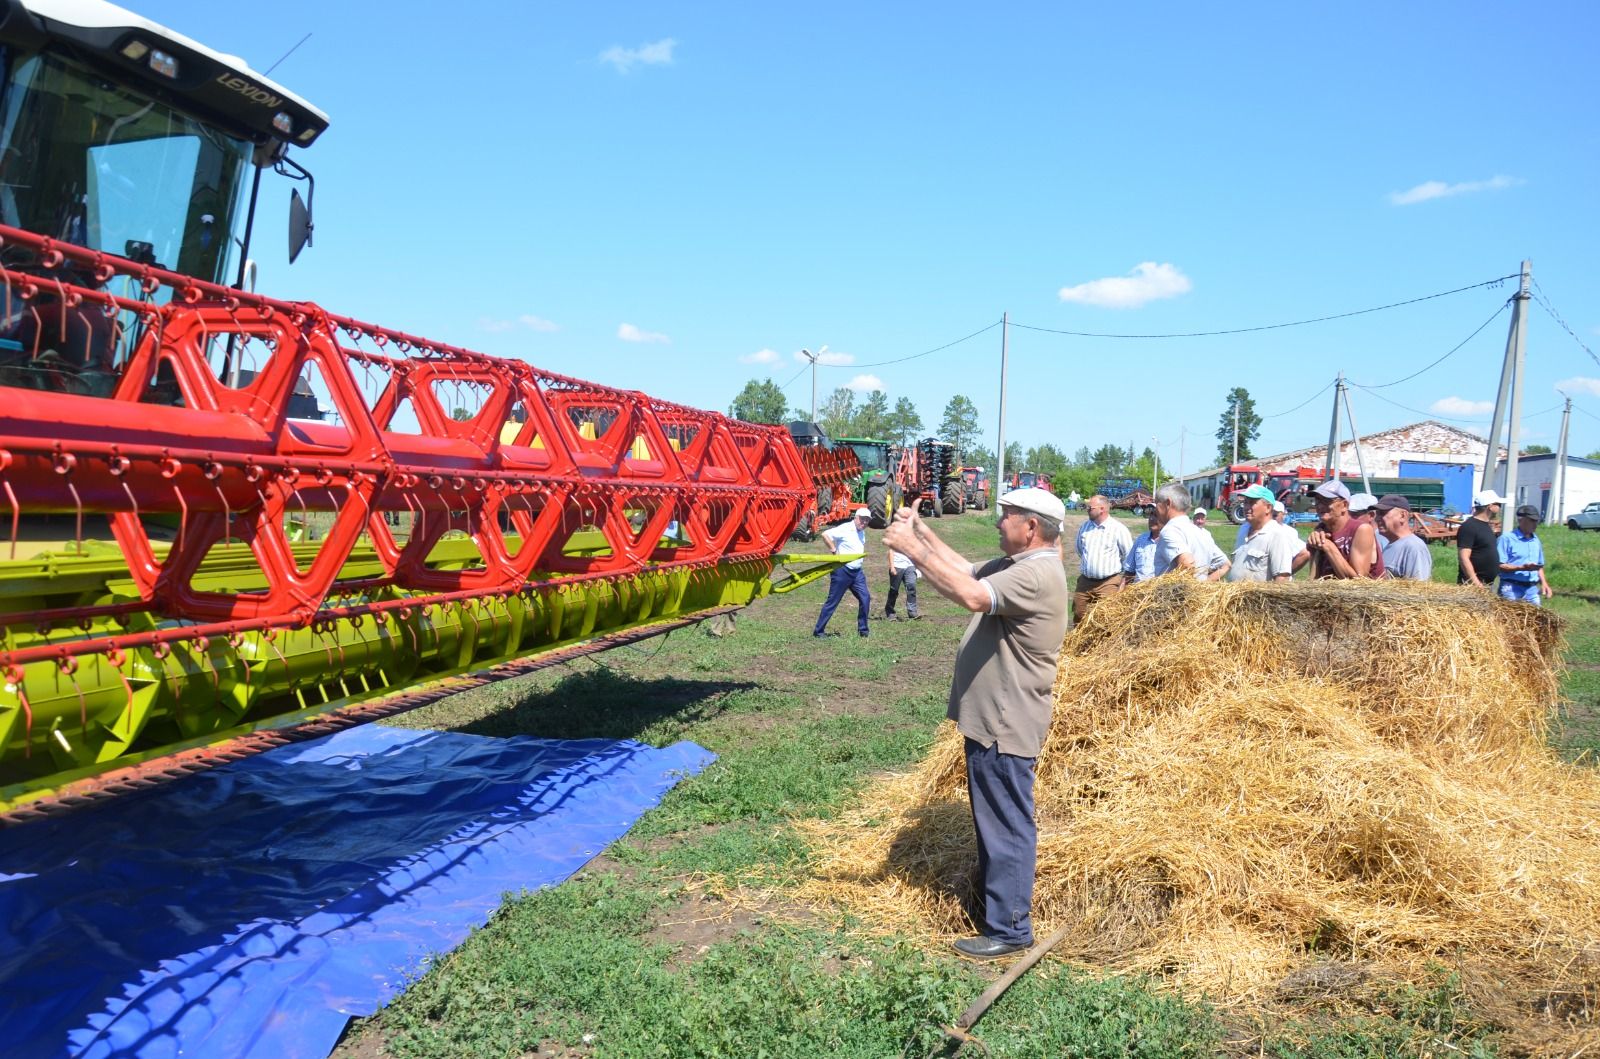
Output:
top-left (801, 575), bottom-right (1600, 1047)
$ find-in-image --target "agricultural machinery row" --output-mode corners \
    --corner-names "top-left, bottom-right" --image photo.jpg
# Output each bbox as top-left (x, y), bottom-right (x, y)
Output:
top-left (785, 425), bottom-right (977, 536)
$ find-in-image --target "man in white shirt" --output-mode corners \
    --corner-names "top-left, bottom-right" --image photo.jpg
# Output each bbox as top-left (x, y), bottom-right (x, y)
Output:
top-left (884, 544), bottom-right (921, 620)
top-left (1153, 482), bottom-right (1230, 581)
top-left (1073, 494), bottom-right (1132, 625)
top-left (1228, 485), bottom-right (1301, 582)
top-left (814, 507), bottom-right (873, 637)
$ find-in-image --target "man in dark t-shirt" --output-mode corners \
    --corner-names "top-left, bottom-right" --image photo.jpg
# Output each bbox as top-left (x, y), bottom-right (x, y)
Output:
top-left (1456, 489), bottom-right (1504, 586)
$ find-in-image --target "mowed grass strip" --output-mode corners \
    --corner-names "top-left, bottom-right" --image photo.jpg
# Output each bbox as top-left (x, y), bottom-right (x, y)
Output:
top-left (336, 510), bottom-right (1590, 1058)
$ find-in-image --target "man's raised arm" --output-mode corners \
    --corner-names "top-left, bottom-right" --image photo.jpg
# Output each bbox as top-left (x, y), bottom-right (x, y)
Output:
top-left (882, 508), bottom-right (992, 613)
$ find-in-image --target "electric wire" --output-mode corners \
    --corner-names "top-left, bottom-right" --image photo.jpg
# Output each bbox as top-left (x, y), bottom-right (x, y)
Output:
top-left (1530, 279), bottom-right (1600, 370)
top-left (1347, 382), bottom-right (1486, 425)
top-left (1260, 379), bottom-right (1336, 419)
top-left (1007, 275), bottom-right (1517, 340)
top-left (848, 319), bottom-right (1003, 368)
top-left (1351, 299), bottom-right (1511, 389)
top-left (777, 318), bottom-right (1002, 392)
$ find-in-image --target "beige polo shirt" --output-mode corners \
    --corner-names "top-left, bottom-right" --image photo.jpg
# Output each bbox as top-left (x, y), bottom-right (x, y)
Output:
top-left (947, 546), bottom-right (1069, 757)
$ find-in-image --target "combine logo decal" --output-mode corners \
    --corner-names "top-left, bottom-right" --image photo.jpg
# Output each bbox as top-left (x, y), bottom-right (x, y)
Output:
top-left (215, 73), bottom-right (283, 109)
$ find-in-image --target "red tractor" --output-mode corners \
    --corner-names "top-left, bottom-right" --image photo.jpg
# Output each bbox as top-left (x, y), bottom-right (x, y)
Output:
top-left (959, 466), bottom-right (990, 510)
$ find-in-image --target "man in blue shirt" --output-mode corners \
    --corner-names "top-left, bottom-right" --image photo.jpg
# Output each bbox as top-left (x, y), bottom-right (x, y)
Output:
top-left (1497, 504), bottom-right (1552, 605)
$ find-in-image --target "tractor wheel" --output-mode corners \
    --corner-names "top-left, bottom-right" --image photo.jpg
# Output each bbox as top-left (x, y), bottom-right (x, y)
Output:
top-left (978, 493), bottom-right (989, 511)
top-left (817, 485), bottom-right (833, 521)
top-left (1228, 498), bottom-right (1249, 525)
top-left (942, 484), bottom-right (963, 515)
top-left (791, 508), bottom-right (817, 542)
top-left (1129, 504), bottom-right (1144, 517)
top-left (866, 483), bottom-right (890, 528)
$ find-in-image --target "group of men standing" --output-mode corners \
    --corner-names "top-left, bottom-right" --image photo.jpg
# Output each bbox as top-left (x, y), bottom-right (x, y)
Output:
top-left (1070, 477), bottom-right (1556, 625)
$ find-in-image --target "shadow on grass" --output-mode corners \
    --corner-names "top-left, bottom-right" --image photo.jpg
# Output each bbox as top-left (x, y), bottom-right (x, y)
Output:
top-left (450, 666), bottom-right (757, 744)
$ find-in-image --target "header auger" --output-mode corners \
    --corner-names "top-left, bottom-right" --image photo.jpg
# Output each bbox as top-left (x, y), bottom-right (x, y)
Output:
top-left (0, 223), bottom-right (832, 816)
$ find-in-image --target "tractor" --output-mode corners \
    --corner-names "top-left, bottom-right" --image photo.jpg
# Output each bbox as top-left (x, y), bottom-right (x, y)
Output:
top-left (833, 436), bottom-right (900, 527)
top-left (958, 466), bottom-right (990, 510)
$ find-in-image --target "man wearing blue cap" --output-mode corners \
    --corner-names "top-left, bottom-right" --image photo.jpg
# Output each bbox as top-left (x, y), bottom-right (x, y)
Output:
top-left (883, 486), bottom-right (1069, 961)
top-left (1228, 484), bottom-right (1301, 581)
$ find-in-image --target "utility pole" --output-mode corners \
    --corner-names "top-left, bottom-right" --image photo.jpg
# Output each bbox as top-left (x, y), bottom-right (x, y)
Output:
top-left (1341, 379), bottom-right (1371, 494)
top-left (1482, 261), bottom-right (1532, 502)
top-left (799, 346), bottom-right (825, 422)
top-left (1231, 398), bottom-right (1240, 466)
top-left (996, 313), bottom-right (1009, 490)
top-left (1323, 372), bottom-right (1343, 479)
top-left (1178, 427), bottom-right (1186, 481)
top-left (1482, 261), bottom-right (1532, 506)
top-left (1151, 436), bottom-right (1160, 493)
top-left (1553, 394), bottom-right (1572, 525)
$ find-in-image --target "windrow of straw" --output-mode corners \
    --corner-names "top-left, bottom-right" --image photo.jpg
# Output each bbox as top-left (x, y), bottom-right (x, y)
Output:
top-left (800, 576), bottom-right (1599, 1046)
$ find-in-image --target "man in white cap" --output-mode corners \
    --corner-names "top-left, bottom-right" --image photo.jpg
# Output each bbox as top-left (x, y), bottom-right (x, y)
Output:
top-left (1456, 489), bottom-right (1504, 588)
top-left (812, 507), bottom-right (873, 637)
top-left (883, 487), bottom-right (1068, 960)
top-left (1348, 492), bottom-right (1378, 523)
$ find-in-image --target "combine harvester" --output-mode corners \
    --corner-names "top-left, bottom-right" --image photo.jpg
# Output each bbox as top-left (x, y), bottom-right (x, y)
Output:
top-left (0, 0), bottom-right (834, 820)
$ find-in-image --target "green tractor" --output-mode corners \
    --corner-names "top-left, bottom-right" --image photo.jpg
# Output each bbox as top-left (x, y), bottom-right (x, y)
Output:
top-left (834, 437), bottom-right (900, 528)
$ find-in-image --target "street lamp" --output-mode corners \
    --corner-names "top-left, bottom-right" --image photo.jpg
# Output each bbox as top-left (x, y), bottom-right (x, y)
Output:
top-left (799, 344), bottom-right (828, 422)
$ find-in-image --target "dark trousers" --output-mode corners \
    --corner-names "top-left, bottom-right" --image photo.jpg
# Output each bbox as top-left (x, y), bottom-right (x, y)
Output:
top-left (885, 568), bottom-right (919, 616)
top-left (964, 737), bottom-right (1037, 946)
top-left (814, 564), bottom-right (870, 635)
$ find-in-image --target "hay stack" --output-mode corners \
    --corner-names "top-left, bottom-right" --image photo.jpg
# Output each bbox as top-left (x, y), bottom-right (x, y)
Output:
top-left (802, 576), bottom-right (1600, 1040)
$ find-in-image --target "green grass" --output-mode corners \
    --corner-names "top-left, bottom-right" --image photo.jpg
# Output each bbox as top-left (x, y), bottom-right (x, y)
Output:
top-left (332, 510), bottom-right (1594, 1058)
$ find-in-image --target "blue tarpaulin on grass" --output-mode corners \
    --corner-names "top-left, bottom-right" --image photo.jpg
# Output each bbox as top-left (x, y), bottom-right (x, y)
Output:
top-left (0, 726), bottom-right (714, 1059)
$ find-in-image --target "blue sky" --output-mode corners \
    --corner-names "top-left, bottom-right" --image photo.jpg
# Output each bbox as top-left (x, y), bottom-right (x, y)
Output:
top-left (145, 1), bottom-right (1600, 467)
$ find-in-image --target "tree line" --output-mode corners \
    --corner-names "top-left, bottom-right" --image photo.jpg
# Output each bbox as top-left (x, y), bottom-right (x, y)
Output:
top-left (729, 378), bottom-right (982, 453)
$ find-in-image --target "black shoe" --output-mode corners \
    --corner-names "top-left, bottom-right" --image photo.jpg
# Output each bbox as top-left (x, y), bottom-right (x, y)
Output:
top-left (908, 614), bottom-right (922, 621)
top-left (952, 936), bottom-right (1030, 961)
top-left (813, 631), bottom-right (837, 638)
top-left (859, 629), bottom-right (870, 637)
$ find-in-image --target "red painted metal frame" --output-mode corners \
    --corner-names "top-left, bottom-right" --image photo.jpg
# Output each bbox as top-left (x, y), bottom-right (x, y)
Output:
top-left (0, 225), bottom-right (814, 672)
top-left (795, 446), bottom-right (864, 527)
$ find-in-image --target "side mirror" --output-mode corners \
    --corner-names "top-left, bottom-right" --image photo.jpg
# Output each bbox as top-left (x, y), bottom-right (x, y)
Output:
top-left (288, 188), bottom-right (312, 263)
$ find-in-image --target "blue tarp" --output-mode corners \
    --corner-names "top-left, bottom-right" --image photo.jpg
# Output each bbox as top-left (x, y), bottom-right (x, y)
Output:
top-left (0, 726), bottom-right (714, 1059)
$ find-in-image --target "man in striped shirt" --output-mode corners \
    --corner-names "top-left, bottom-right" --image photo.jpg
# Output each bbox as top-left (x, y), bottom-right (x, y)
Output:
top-left (1073, 494), bottom-right (1133, 625)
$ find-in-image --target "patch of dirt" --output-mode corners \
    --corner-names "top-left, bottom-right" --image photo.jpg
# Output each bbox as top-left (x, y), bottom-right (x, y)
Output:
top-left (644, 886), bottom-right (825, 972)
top-left (328, 1018), bottom-right (396, 1059)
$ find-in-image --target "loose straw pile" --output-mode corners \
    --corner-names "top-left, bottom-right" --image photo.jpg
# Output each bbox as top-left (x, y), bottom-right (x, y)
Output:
top-left (801, 576), bottom-right (1599, 1047)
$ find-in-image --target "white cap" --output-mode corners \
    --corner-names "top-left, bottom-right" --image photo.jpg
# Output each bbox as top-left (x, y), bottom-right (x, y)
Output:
top-left (1272, 500), bottom-right (1286, 514)
top-left (1348, 492), bottom-right (1378, 513)
top-left (997, 487), bottom-right (1066, 529)
top-left (854, 507), bottom-right (871, 519)
top-left (1472, 489), bottom-right (1506, 507)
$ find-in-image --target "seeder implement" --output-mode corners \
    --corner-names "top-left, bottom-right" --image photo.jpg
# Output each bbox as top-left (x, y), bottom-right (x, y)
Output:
top-left (0, 224), bottom-right (837, 815)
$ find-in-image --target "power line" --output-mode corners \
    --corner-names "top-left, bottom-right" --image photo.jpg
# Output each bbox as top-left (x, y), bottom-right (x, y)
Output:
top-left (1352, 299), bottom-right (1510, 389)
top-left (845, 319), bottom-right (1003, 368)
top-left (1007, 274), bottom-right (1517, 340)
top-left (1260, 378), bottom-right (1336, 419)
top-left (1530, 279), bottom-right (1600, 370)
top-left (1346, 382), bottom-right (1487, 425)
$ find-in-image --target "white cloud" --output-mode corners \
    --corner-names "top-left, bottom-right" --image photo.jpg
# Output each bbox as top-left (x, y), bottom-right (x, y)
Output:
top-left (1430, 396), bottom-right (1494, 416)
top-left (480, 314), bottom-right (559, 334)
top-left (739, 348), bottom-right (780, 365)
top-left (1555, 376), bottom-right (1600, 398)
top-left (618, 322), bottom-right (670, 344)
top-left (1388, 175), bottom-right (1523, 206)
top-left (1057, 262), bottom-right (1192, 309)
top-left (846, 374), bottom-right (884, 392)
top-left (791, 348), bottom-right (854, 366)
top-left (599, 38), bottom-right (676, 73)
